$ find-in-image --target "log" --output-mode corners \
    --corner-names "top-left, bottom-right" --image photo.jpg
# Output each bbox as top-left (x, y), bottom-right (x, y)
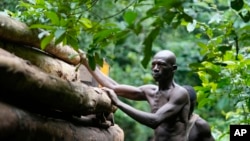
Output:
top-left (0, 48), bottom-right (115, 116)
top-left (0, 101), bottom-right (124, 141)
top-left (0, 41), bottom-right (80, 81)
top-left (0, 14), bottom-right (80, 65)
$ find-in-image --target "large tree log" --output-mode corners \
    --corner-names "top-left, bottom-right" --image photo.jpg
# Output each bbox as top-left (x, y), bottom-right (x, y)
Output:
top-left (0, 14), bottom-right (80, 65)
top-left (0, 41), bottom-right (80, 82)
top-left (0, 48), bottom-right (115, 116)
top-left (0, 101), bottom-right (124, 141)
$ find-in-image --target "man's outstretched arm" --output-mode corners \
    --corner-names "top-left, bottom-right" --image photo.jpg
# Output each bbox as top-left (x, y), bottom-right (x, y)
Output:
top-left (103, 87), bottom-right (189, 129)
top-left (80, 52), bottom-right (147, 100)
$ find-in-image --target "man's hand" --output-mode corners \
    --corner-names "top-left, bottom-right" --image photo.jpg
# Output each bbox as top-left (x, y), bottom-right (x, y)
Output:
top-left (72, 114), bottom-right (113, 129)
top-left (102, 87), bottom-right (119, 106)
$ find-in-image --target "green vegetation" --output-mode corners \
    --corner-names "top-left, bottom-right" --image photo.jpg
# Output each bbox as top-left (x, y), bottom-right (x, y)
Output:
top-left (1, 0), bottom-right (249, 141)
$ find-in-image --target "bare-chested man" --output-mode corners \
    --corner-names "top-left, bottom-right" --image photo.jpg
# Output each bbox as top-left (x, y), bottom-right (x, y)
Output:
top-left (81, 50), bottom-right (190, 141)
top-left (183, 85), bottom-right (215, 141)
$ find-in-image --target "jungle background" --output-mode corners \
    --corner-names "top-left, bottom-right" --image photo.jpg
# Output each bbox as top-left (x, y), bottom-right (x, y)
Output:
top-left (1, 0), bottom-right (249, 141)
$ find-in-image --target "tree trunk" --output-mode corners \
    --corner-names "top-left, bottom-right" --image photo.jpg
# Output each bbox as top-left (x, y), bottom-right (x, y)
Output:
top-left (0, 47), bottom-right (116, 116)
top-left (0, 15), bottom-right (123, 141)
top-left (0, 101), bottom-right (124, 141)
top-left (0, 41), bottom-right (80, 82)
top-left (0, 15), bottom-right (80, 65)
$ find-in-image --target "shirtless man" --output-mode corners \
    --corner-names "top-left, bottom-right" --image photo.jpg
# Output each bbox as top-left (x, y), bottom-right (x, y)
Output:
top-left (81, 50), bottom-right (190, 141)
top-left (183, 85), bottom-right (215, 141)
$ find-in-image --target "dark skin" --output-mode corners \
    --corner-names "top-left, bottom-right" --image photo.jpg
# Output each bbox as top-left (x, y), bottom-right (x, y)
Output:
top-left (188, 114), bottom-right (215, 141)
top-left (183, 85), bottom-right (215, 141)
top-left (82, 50), bottom-right (190, 141)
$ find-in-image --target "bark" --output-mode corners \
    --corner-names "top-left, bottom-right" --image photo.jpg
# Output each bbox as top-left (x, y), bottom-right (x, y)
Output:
top-left (0, 101), bottom-right (124, 141)
top-left (0, 14), bottom-right (80, 65)
top-left (0, 15), bottom-right (124, 140)
top-left (0, 48), bottom-right (116, 116)
top-left (0, 41), bottom-right (79, 82)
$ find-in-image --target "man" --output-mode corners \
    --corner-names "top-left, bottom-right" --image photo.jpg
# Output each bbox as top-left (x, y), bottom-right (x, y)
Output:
top-left (81, 50), bottom-right (190, 141)
top-left (183, 85), bottom-right (215, 141)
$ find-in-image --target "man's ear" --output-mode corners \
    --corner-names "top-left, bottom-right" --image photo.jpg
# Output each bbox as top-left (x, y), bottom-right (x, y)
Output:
top-left (172, 65), bottom-right (177, 70)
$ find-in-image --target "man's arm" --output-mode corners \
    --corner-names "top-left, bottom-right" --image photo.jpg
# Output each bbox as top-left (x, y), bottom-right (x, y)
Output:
top-left (80, 54), bottom-right (147, 100)
top-left (104, 87), bottom-right (189, 129)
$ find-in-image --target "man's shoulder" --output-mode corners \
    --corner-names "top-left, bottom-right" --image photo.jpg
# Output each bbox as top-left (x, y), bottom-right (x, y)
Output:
top-left (195, 116), bottom-right (208, 126)
top-left (172, 85), bottom-right (189, 99)
top-left (173, 84), bottom-right (188, 92)
top-left (139, 84), bottom-right (158, 94)
top-left (195, 116), bottom-right (212, 133)
top-left (139, 84), bottom-right (158, 89)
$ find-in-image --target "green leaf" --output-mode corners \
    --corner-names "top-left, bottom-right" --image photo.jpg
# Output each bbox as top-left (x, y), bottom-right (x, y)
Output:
top-left (94, 53), bottom-right (104, 67)
top-left (172, 17), bottom-right (181, 29)
top-left (141, 26), bottom-right (160, 68)
top-left (189, 63), bottom-right (204, 70)
top-left (155, 0), bottom-right (182, 9)
top-left (134, 23), bottom-right (142, 35)
top-left (18, 1), bottom-right (32, 9)
top-left (197, 71), bottom-right (209, 83)
top-left (67, 34), bottom-right (79, 50)
top-left (55, 34), bottom-right (66, 45)
top-left (222, 61), bottom-right (235, 65)
top-left (88, 55), bottom-right (96, 70)
top-left (217, 45), bottom-right (232, 54)
top-left (54, 28), bottom-right (66, 45)
top-left (54, 28), bottom-right (66, 40)
top-left (94, 28), bottom-right (119, 43)
top-left (123, 11), bottom-right (137, 25)
top-left (79, 18), bottom-right (93, 29)
top-left (198, 98), bottom-right (212, 109)
top-left (242, 59), bottom-right (250, 65)
top-left (163, 11), bottom-right (176, 24)
top-left (206, 28), bottom-right (213, 39)
top-left (29, 24), bottom-right (54, 30)
top-left (200, 68), bottom-right (220, 80)
top-left (246, 99), bottom-right (250, 114)
top-left (181, 12), bottom-right (193, 23)
top-left (239, 9), bottom-right (250, 22)
top-left (187, 20), bottom-right (196, 32)
top-left (41, 34), bottom-right (54, 50)
top-left (213, 62), bottom-right (227, 67)
top-left (230, 0), bottom-right (244, 11)
top-left (197, 42), bottom-right (208, 55)
top-left (238, 25), bottom-right (250, 34)
top-left (45, 11), bottom-right (59, 25)
top-left (36, 0), bottom-right (45, 5)
top-left (208, 13), bottom-right (222, 24)
top-left (197, 42), bottom-right (207, 49)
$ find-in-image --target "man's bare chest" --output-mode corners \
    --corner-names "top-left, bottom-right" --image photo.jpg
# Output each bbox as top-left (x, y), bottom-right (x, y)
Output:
top-left (149, 91), bottom-right (171, 113)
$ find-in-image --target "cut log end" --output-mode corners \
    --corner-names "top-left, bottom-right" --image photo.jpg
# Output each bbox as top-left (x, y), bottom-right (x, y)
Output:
top-left (0, 101), bottom-right (124, 141)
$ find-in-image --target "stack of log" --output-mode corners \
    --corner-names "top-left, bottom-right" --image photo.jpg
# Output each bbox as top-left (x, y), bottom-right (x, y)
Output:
top-left (0, 14), bottom-right (124, 141)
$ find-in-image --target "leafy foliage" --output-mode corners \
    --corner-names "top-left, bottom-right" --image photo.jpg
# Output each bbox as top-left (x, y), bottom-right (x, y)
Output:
top-left (9, 0), bottom-right (194, 69)
top-left (186, 0), bottom-right (250, 140)
top-left (0, 1), bottom-right (18, 12)
top-left (1, 0), bottom-right (250, 141)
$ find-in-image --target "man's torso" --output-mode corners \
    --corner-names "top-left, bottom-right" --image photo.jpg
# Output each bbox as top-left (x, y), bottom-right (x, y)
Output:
top-left (141, 84), bottom-right (190, 141)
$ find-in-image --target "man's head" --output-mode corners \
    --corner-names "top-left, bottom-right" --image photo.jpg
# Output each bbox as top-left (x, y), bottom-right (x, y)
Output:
top-left (183, 85), bottom-right (197, 118)
top-left (151, 50), bottom-right (177, 82)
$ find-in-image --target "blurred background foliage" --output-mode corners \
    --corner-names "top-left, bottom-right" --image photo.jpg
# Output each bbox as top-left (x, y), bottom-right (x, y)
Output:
top-left (1, 0), bottom-right (250, 141)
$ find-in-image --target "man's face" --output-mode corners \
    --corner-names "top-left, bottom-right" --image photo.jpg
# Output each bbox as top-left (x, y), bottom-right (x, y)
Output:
top-left (151, 58), bottom-right (173, 81)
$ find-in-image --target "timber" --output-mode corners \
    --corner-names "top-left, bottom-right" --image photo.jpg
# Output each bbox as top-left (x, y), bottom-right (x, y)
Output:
top-left (0, 47), bottom-right (115, 116)
top-left (0, 41), bottom-right (79, 81)
top-left (0, 14), bottom-right (80, 65)
top-left (0, 101), bottom-right (124, 141)
top-left (0, 15), bottom-right (124, 141)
